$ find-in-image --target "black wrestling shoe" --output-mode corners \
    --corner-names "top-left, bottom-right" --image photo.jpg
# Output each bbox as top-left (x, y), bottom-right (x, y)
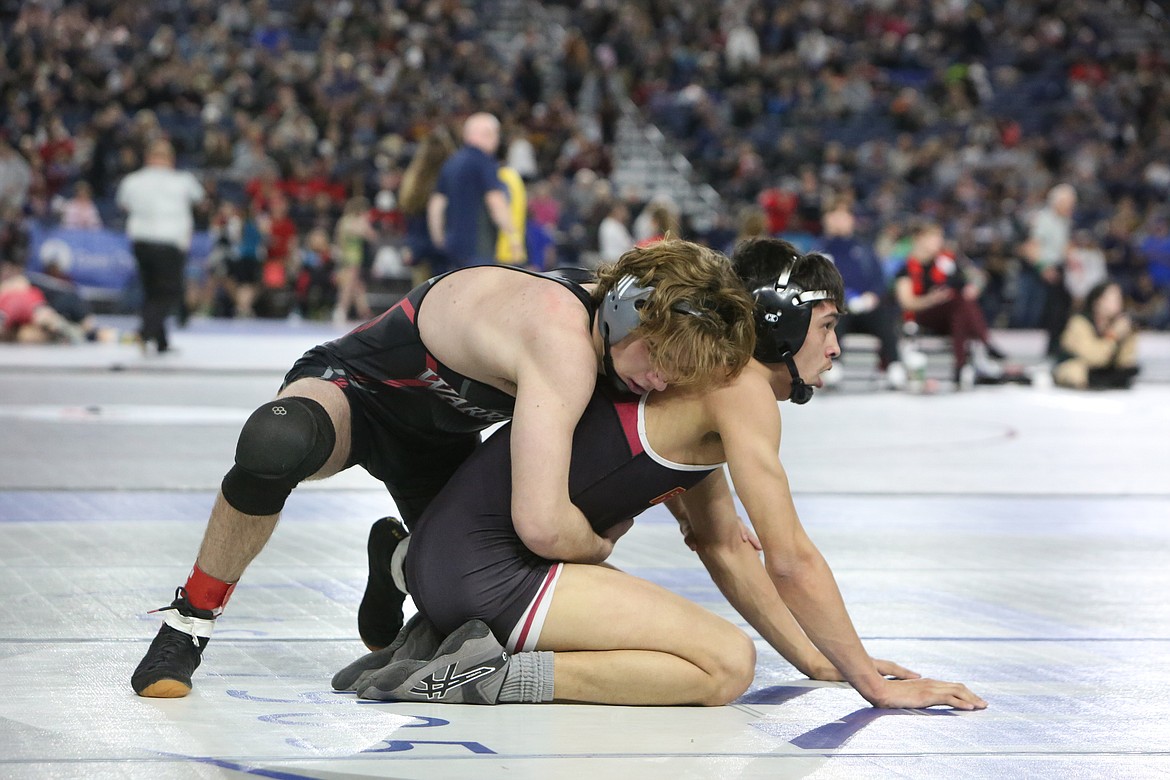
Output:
top-left (358, 516), bottom-right (410, 651)
top-left (131, 588), bottom-right (215, 698)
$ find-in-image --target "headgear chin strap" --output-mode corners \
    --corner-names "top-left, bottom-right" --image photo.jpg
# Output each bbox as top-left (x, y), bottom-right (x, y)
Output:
top-left (751, 262), bottom-right (832, 405)
top-left (597, 274), bottom-right (703, 394)
top-left (784, 355), bottom-right (815, 405)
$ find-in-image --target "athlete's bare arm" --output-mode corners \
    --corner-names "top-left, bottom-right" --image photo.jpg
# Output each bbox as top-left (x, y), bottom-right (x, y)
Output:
top-left (713, 371), bottom-right (986, 710)
top-left (671, 469), bottom-right (837, 678)
top-left (508, 305), bottom-right (613, 563)
top-left (647, 384), bottom-right (913, 681)
top-left (418, 270), bottom-right (612, 563)
top-left (670, 467), bottom-right (919, 683)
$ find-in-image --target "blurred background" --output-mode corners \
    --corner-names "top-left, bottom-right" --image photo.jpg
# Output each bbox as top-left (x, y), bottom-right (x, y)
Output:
top-left (1, 0), bottom-right (1166, 351)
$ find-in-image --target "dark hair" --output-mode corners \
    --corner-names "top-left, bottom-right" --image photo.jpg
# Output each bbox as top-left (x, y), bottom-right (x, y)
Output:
top-left (731, 238), bottom-right (845, 311)
top-left (1083, 280), bottom-right (1120, 317)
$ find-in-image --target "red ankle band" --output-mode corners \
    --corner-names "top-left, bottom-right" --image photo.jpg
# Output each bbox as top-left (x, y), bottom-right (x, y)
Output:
top-left (185, 564), bottom-right (237, 612)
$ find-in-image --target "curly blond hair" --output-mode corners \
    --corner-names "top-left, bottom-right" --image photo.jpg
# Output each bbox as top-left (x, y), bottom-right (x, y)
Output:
top-left (593, 238), bottom-right (756, 388)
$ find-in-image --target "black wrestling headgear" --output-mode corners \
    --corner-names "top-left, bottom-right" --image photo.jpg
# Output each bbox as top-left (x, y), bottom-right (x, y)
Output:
top-left (750, 259), bottom-right (833, 405)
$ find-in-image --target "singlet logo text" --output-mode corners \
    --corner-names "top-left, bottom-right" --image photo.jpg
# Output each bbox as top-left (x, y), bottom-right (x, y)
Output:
top-left (417, 369), bottom-right (509, 423)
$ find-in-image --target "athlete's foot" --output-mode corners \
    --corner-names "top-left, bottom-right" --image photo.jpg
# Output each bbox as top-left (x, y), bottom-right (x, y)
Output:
top-left (131, 587), bottom-right (215, 698)
top-left (357, 620), bottom-right (509, 704)
top-left (333, 612), bottom-right (446, 691)
top-left (357, 517), bottom-right (410, 651)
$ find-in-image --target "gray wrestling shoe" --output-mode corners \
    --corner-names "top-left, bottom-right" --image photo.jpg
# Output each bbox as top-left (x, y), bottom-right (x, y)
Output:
top-left (359, 620), bottom-right (508, 704)
top-left (332, 612), bottom-right (445, 692)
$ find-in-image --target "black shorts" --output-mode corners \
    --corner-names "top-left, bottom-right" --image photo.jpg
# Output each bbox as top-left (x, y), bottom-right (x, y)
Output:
top-left (403, 421), bottom-right (555, 650)
top-left (281, 355), bottom-right (480, 527)
top-left (407, 508), bottom-right (557, 651)
top-left (227, 258), bottom-right (261, 285)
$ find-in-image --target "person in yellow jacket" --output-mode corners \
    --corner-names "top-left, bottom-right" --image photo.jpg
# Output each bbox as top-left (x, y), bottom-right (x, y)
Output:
top-left (495, 165), bottom-right (528, 266)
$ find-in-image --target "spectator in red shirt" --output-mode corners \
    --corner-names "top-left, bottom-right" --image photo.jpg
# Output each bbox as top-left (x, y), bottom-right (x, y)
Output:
top-left (894, 221), bottom-right (1007, 385)
top-left (261, 196), bottom-right (298, 296)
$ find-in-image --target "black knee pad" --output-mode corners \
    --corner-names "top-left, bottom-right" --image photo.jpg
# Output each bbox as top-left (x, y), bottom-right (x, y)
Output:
top-left (221, 397), bottom-right (336, 516)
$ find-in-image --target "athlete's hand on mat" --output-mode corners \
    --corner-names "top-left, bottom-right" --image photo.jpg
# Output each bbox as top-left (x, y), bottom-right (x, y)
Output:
top-left (872, 657), bottom-right (920, 680)
top-left (864, 678), bottom-right (988, 711)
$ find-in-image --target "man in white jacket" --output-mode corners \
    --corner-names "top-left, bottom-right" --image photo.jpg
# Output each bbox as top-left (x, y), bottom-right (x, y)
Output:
top-left (116, 139), bottom-right (204, 353)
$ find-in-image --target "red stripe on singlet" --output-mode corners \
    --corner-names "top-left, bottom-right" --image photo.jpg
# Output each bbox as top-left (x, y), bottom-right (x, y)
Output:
top-left (350, 295), bottom-right (416, 335)
top-left (382, 349), bottom-right (437, 387)
top-left (514, 564), bottom-right (560, 651)
top-left (613, 396), bottom-right (644, 456)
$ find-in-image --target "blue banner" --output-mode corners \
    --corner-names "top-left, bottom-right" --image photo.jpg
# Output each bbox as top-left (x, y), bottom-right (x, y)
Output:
top-left (27, 225), bottom-right (213, 294)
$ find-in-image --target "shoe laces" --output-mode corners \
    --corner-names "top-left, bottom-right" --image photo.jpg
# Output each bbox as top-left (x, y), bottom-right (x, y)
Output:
top-left (147, 587), bottom-right (203, 648)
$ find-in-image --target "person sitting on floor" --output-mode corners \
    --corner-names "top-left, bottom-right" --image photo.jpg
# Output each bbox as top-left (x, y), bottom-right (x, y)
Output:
top-left (0, 257), bottom-right (86, 344)
top-left (1053, 280), bottom-right (1140, 390)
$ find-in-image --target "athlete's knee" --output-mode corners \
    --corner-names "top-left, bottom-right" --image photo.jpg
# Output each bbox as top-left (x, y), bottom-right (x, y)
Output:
top-left (220, 397), bottom-right (337, 516)
top-left (702, 627), bottom-right (756, 706)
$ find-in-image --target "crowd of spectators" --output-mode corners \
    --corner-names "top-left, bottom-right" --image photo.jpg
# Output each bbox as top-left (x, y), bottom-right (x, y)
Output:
top-left (0, 0), bottom-right (597, 320)
top-left (538, 0), bottom-right (1170, 328)
top-left (0, 0), bottom-right (1167, 335)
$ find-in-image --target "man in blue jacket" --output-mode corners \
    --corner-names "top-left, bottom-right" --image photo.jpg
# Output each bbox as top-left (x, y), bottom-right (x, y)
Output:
top-left (427, 113), bottom-right (524, 269)
top-left (816, 201), bottom-right (905, 388)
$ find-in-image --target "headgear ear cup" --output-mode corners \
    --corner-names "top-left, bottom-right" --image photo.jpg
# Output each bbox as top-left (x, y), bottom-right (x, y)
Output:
top-left (599, 274), bottom-right (653, 346)
top-left (596, 274), bottom-right (707, 394)
top-left (751, 259), bottom-right (833, 404)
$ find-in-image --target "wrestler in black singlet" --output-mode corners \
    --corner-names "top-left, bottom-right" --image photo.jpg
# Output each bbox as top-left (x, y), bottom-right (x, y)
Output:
top-left (405, 387), bottom-right (719, 649)
top-left (282, 266), bottom-right (593, 525)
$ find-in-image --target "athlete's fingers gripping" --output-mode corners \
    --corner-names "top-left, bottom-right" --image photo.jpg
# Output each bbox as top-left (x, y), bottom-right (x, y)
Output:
top-left (872, 677), bottom-right (987, 710)
top-left (950, 683), bottom-right (988, 710)
top-left (872, 657), bottom-right (920, 680)
top-left (922, 679), bottom-right (987, 710)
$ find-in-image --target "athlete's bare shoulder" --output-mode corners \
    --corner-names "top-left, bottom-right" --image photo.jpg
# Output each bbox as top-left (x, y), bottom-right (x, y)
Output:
top-left (421, 267), bottom-right (596, 386)
top-left (704, 361), bottom-right (776, 409)
top-left (644, 362), bottom-right (781, 464)
top-left (427, 267), bottom-right (589, 331)
top-left (700, 360), bottom-right (783, 441)
top-left (514, 269), bottom-right (591, 311)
